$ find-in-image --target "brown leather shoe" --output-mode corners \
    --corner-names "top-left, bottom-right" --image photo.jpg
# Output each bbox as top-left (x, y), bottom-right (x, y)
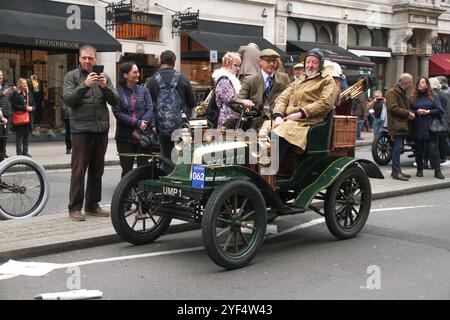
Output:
top-left (391, 171), bottom-right (409, 181)
top-left (69, 210), bottom-right (86, 221)
top-left (85, 207), bottom-right (110, 217)
top-left (400, 171), bottom-right (411, 178)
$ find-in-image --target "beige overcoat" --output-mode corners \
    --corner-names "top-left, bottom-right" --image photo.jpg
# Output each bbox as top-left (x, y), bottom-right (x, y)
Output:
top-left (262, 72), bottom-right (338, 150)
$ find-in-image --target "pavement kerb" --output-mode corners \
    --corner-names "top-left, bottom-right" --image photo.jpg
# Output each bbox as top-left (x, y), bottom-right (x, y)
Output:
top-left (1, 176), bottom-right (449, 262)
top-left (42, 160), bottom-right (120, 171)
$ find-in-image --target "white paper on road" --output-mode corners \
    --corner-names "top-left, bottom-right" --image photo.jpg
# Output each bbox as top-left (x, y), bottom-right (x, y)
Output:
top-left (0, 259), bottom-right (60, 277)
top-left (33, 289), bottom-right (103, 300)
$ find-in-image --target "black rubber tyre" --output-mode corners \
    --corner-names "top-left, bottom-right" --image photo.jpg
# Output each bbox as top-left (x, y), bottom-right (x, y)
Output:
top-left (0, 156), bottom-right (49, 220)
top-left (202, 180), bottom-right (267, 270)
top-left (111, 163), bottom-right (173, 245)
top-left (324, 166), bottom-right (371, 240)
top-left (371, 132), bottom-right (393, 166)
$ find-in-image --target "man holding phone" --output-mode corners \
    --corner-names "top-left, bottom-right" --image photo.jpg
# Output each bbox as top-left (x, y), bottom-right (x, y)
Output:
top-left (63, 44), bottom-right (119, 221)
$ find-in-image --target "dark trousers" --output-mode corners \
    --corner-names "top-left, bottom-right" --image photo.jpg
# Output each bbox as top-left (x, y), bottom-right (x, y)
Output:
top-left (15, 125), bottom-right (30, 155)
top-left (116, 141), bottom-right (151, 178)
top-left (65, 119), bottom-right (72, 151)
top-left (68, 132), bottom-right (108, 212)
top-left (0, 116), bottom-right (10, 159)
top-left (438, 133), bottom-right (448, 161)
top-left (415, 134), bottom-right (440, 172)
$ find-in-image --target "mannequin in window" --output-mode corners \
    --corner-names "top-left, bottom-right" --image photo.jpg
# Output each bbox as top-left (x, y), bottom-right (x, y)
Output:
top-left (29, 75), bottom-right (43, 125)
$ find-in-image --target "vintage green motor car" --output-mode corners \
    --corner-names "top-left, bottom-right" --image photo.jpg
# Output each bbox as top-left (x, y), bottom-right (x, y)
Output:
top-left (111, 111), bottom-right (384, 269)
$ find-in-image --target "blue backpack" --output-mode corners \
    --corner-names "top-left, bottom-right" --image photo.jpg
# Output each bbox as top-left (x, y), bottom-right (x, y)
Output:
top-left (154, 71), bottom-right (183, 137)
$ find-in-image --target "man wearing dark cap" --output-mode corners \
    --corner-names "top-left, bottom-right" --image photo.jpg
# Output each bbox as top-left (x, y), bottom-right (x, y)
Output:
top-left (292, 63), bottom-right (304, 81)
top-left (266, 48), bottom-right (338, 162)
top-left (238, 48), bottom-right (290, 129)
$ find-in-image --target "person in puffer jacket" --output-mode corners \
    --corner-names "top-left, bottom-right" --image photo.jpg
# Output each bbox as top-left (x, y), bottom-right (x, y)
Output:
top-left (63, 44), bottom-right (119, 222)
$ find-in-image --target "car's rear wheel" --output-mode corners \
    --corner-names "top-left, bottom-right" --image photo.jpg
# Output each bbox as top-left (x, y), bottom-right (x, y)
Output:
top-left (324, 166), bottom-right (371, 240)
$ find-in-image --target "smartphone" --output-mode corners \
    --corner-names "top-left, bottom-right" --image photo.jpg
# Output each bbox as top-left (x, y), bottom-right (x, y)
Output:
top-left (93, 65), bottom-right (104, 75)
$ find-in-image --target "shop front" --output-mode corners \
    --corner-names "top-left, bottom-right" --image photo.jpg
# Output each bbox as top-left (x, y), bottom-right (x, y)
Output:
top-left (286, 40), bottom-right (375, 81)
top-left (180, 20), bottom-right (289, 102)
top-left (0, 0), bottom-right (121, 141)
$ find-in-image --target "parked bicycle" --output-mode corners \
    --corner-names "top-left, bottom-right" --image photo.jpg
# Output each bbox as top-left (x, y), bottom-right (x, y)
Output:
top-left (0, 156), bottom-right (49, 220)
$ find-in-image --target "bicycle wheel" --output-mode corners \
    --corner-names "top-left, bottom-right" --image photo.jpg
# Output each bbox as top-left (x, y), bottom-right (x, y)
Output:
top-left (0, 156), bottom-right (49, 220)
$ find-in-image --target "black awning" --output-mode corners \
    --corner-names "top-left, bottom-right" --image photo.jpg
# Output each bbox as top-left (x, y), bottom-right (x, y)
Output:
top-left (0, 9), bottom-right (121, 52)
top-left (182, 31), bottom-right (289, 62)
top-left (287, 41), bottom-right (374, 69)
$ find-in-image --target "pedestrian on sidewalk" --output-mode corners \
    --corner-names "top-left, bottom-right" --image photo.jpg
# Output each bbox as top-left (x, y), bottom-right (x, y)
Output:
top-left (60, 93), bottom-right (72, 155)
top-left (145, 50), bottom-right (196, 169)
top-left (410, 77), bottom-right (445, 179)
top-left (63, 44), bottom-right (119, 221)
top-left (10, 78), bottom-right (34, 157)
top-left (367, 90), bottom-right (386, 137)
top-left (0, 70), bottom-right (13, 160)
top-left (386, 73), bottom-right (415, 181)
top-left (438, 76), bottom-right (450, 159)
top-left (351, 92), bottom-right (367, 140)
top-left (112, 62), bottom-right (153, 178)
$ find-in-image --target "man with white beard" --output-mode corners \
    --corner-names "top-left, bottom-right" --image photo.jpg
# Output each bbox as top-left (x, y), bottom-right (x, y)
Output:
top-left (268, 48), bottom-right (338, 163)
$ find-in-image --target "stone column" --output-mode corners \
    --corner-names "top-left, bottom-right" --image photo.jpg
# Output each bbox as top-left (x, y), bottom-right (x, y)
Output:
top-left (337, 23), bottom-right (348, 49)
top-left (392, 54), bottom-right (405, 84)
top-left (419, 55), bottom-right (430, 77)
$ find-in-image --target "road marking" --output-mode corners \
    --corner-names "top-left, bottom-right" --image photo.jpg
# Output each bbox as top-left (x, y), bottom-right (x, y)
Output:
top-left (371, 204), bottom-right (437, 212)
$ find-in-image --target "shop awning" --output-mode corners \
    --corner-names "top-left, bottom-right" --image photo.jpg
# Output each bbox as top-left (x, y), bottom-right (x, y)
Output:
top-left (0, 9), bottom-right (121, 52)
top-left (287, 41), bottom-right (374, 70)
top-left (182, 31), bottom-right (289, 62)
top-left (429, 54), bottom-right (450, 76)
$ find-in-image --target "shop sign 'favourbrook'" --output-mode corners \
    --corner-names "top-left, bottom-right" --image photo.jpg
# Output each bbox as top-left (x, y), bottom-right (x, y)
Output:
top-left (35, 39), bottom-right (80, 50)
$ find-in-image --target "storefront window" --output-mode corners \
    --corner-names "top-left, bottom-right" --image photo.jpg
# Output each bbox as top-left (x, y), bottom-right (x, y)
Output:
top-left (115, 24), bottom-right (161, 42)
top-left (181, 60), bottom-right (213, 102)
top-left (0, 47), bottom-right (77, 134)
top-left (300, 22), bottom-right (316, 42)
top-left (318, 27), bottom-right (331, 43)
top-left (348, 26), bottom-right (358, 46)
top-left (287, 20), bottom-right (299, 41)
top-left (359, 28), bottom-right (372, 46)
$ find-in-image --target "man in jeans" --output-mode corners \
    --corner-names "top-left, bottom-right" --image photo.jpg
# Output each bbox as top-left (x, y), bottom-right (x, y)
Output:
top-left (386, 73), bottom-right (415, 181)
top-left (145, 50), bottom-right (196, 168)
top-left (63, 44), bottom-right (119, 221)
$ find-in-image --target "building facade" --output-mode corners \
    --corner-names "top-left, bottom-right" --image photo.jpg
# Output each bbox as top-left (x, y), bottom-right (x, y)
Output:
top-left (3, 0), bottom-right (450, 137)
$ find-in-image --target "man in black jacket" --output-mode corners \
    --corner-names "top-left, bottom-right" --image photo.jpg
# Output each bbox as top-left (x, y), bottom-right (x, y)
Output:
top-left (63, 44), bottom-right (119, 221)
top-left (145, 50), bottom-right (196, 166)
top-left (0, 70), bottom-right (13, 161)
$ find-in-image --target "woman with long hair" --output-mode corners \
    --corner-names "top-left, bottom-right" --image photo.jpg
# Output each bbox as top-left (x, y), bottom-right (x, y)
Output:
top-left (410, 76), bottom-right (445, 179)
top-left (112, 62), bottom-right (153, 178)
top-left (11, 78), bottom-right (34, 157)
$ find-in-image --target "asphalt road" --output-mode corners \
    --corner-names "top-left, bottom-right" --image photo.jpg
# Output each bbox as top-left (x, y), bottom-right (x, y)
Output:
top-left (1, 189), bottom-right (450, 300)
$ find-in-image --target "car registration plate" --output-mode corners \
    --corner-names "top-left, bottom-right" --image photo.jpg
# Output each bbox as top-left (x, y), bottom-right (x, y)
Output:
top-left (162, 186), bottom-right (183, 198)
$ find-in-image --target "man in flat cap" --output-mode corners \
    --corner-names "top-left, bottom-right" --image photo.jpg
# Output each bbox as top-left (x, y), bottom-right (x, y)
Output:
top-left (292, 62), bottom-right (304, 81)
top-left (238, 48), bottom-right (290, 130)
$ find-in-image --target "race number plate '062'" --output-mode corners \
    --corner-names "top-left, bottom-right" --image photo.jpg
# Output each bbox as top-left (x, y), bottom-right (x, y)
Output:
top-left (192, 164), bottom-right (205, 189)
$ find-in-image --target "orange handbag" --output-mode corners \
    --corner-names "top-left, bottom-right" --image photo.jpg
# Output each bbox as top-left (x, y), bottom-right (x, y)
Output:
top-left (12, 93), bottom-right (30, 125)
top-left (12, 111), bottom-right (30, 125)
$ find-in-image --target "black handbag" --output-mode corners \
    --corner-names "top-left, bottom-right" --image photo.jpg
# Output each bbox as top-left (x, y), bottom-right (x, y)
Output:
top-left (429, 115), bottom-right (448, 134)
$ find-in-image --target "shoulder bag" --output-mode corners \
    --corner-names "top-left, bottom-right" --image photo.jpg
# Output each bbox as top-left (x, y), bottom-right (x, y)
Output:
top-left (12, 93), bottom-right (30, 126)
